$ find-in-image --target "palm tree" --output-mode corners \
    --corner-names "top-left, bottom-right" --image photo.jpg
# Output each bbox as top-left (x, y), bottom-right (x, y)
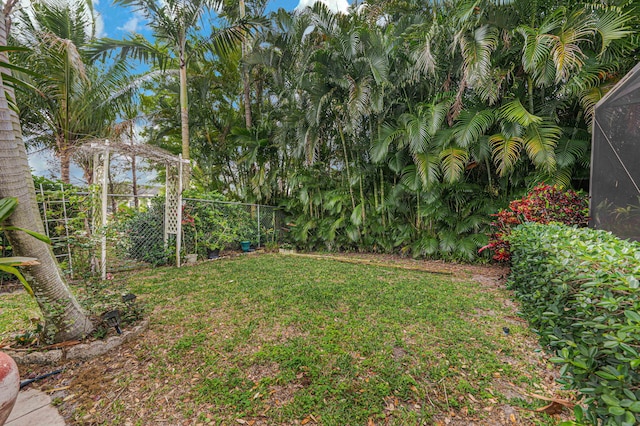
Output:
top-left (11, 0), bottom-right (135, 183)
top-left (0, 2), bottom-right (93, 342)
top-left (93, 0), bottom-right (257, 184)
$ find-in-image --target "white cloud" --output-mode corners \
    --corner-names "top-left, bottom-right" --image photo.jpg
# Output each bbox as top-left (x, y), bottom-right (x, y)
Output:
top-left (117, 10), bottom-right (148, 34)
top-left (118, 16), bottom-right (141, 33)
top-left (296, 0), bottom-right (350, 14)
top-left (94, 10), bottom-right (106, 37)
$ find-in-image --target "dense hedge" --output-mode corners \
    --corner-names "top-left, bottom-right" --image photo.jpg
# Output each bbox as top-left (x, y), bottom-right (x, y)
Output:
top-left (509, 223), bottom-right (640, 426)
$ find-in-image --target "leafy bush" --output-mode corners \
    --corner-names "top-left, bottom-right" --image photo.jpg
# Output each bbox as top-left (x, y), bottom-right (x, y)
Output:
top-left (480, 184), bottom-right (589, 261)
top-left (509, 223), bottom-right (640, 425)
top-left (119, 199), bottom-right (170, 266)
top-left (285, 182), bottom-right (492, 262)
top-left (182, 191), bottom-right (254, 258)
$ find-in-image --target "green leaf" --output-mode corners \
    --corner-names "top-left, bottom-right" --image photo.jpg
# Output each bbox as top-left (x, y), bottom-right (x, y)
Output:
top-left (452, 109), bottom-right (495, 148)
top-left (489, 133), bottom-right (522, 176)
top-left (523, 122), bottom-right (560, 172)
top-left (439, 147), bottom-right (469, 183)
top-left (608, 406), bottom-right (625, 416)
top-left (602, 394), bottom-right (621, 406)
top-left (624, 310), bottom-right (640, 323)
top-left (628, 401), bottom-right (640, 413)
top-left (0, 257), bottom-right (39, 265)
top-left (0, 197), bottom-right (18, 222)
top-left (0, 265), bottom-right (34, 297)
top-left (499, 98), bottom-right (542, 127)
top-left (596, 371), bottom-right (619, 381)
top-left (1, 226), bottom-right (51, 244)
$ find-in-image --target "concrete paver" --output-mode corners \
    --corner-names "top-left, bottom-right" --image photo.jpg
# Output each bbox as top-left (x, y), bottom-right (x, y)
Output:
top-left (5, 388), bottom-right (65, 426)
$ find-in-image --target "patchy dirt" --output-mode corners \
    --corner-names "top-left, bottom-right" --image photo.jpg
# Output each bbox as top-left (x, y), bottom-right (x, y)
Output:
top-left (17, 253), bottom-right (573, 426)
top-left (292, 252), bottom-right (510, 281)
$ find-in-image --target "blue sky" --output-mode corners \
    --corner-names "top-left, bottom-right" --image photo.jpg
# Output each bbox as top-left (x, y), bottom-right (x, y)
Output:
top-left (93, 0), bottom-right (351, 39)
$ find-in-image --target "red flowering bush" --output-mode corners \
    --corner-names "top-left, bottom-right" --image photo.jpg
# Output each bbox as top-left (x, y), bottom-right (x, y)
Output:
top-left (479, 184), bottom-right (589, 262)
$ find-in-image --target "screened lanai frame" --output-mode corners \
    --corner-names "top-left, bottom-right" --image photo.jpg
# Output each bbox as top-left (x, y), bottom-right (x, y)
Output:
top-left (85, 140), bottom-right (189, 279)
top-left (590, 61), bottom-right (640, 242)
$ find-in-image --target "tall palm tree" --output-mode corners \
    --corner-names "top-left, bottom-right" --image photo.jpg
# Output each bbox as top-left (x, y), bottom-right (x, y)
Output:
top-left (11, 0), bottom-right (135, 183)
top-left (93, 0), bottom-right (257, 184)
top-left (0, 1), bottom-right (93, 342)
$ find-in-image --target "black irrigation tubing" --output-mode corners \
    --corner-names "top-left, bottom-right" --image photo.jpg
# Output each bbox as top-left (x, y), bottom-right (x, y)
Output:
top-left (20, 369), bottom-right (64, 389)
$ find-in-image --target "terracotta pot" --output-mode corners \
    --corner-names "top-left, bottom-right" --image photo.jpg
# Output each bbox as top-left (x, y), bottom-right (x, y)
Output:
top-left (0, 352), bottom-right (19, 426)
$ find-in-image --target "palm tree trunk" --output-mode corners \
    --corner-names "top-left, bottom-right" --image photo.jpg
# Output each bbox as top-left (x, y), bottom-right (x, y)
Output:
top-left (131, 155), bottom-right (139, 210)
top-left (60, 147), bottom-right (71, 184)
top-left (179, 48), bottom-right (190, 186)
top-left (239, 0), bottom-right (252, 129)
top-left (337, 125), bottom-right (356, 211)
top-left (243, 68), bottom-right (252, 128)
top-left (0, 9), bottom-right (93, 343)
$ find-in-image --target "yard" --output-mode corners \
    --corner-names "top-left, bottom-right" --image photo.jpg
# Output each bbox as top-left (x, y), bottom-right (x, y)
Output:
top-left (4, 254), bottom-right (569, 425)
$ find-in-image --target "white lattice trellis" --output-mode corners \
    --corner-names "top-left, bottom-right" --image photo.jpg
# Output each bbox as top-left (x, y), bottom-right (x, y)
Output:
top-left (164, 158), bottom-right (184, 266)
top-left (84, 140), bottom-right (188, 278)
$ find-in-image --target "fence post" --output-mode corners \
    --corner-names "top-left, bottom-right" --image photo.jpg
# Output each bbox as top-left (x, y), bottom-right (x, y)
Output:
top-left (257, 205), bottom-right (261, 248)
top-left (39, 183), bottom-right (49, 237)
top-left (176, 156), bottom-right (183, 268)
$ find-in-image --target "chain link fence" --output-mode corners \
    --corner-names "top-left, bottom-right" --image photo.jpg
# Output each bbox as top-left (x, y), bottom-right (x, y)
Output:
top-left (181, 198), bottom-right (282, 260)
top-left (1, 189), bottom-right (284, 281)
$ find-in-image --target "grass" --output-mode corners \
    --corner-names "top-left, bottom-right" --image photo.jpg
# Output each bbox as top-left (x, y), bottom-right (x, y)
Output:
top-left (1, 254), bottom-right (562, 424)
top-left (0, 289), bottom-right (40, 340)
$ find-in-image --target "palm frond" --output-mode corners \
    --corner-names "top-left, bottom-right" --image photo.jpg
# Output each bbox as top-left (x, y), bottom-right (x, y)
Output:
top-left (550, 10), bottom-right (594, 83)
top-left (580, 86), bottom-right (604, 126)
top-left (413, 152), bottom-right (441, 187)
top-left (460, 25), bottom-right (498, 83)
top-left (593, 9), bottom-right (633, 54)
top-left (499, 98), bottom-right (542, 127)
top-left (523, 121), bottom-right (560, 172)
top-left (439, 147), bottom-right (469, 183)
top-left (89, 35), bottom-right (171, 69)
top-left (452, 109), bottom-right (495, 148)
top-left (489, 133), bottom-right (522, 176)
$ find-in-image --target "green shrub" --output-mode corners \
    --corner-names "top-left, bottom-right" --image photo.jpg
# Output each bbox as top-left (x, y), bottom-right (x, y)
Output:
top-left (509, 223), bottom-right (640, 425)
top-left (182, 191), bottom-right (254, 258)
top-left (119, 199), bottom-right (170, 266)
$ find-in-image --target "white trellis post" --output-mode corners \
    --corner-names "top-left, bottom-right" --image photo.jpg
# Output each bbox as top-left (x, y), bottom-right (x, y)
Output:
top-left (100, 140), bottom-right (110, 280)
top-left (176, 156), bottom-right (183, 267)
top-left (163, 155), bottom-right (185, 267)
top-left (83, 140), bottom-right (185, 277)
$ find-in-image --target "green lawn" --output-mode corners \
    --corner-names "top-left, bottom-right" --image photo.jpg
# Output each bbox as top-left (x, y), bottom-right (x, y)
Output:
top-left (3, 254), bottom-right (565, 425)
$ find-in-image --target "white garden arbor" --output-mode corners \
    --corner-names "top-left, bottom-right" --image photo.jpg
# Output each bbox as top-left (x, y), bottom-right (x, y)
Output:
top-left (85, 140), bottom-right (189, 279)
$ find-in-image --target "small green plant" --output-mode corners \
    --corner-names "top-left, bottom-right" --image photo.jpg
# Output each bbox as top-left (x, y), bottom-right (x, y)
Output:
top-left (264, 241), bottom-right (279, 252)
top-left (14, 323), bottom-right (43, 346)
top-left (182, 192), bottom-right (253, 258)
top-left (91, 325), bottom-right (109, 340)
top-left (509, 223), bottom-right (640, 425)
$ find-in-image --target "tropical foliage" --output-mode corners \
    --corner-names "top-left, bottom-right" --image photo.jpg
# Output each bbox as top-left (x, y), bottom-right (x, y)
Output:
top-left (0, 197), bottom-right (51, 296)
top-left (10, 0), bottom-right (137, 183)
top-left (165, 0), bottom-right (633, 259)
top-left (14, 0), bottom-right (640, 261)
